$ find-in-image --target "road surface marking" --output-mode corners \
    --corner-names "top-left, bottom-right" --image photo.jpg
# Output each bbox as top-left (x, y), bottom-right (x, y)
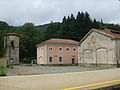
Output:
top-left (61, 79), bottom-right (120, 90)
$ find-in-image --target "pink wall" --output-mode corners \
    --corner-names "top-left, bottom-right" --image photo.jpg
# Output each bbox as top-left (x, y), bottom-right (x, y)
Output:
top-left (46, 45), bottom-right (78, 65)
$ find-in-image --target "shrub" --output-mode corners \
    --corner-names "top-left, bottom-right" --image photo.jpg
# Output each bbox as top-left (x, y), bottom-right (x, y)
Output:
top-left (0, 64), bottom-right (8, 76)
top-left (7, 64), bottom-right (13, 69)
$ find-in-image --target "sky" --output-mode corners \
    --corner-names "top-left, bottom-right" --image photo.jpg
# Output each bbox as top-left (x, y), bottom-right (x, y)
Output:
top-left (0, 0), bottom-right (120, 26)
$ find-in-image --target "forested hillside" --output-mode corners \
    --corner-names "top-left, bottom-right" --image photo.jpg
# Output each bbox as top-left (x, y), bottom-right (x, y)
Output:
top-left (0, 11), bottom-right (120, 63)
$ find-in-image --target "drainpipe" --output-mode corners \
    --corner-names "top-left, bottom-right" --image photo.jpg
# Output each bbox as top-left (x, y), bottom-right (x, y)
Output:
top-left (115, 37), bottom-right (119, 68)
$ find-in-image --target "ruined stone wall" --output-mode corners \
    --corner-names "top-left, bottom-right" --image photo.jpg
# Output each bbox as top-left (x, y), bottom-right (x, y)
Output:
top-left (4, 35), bottom-right (19, 64)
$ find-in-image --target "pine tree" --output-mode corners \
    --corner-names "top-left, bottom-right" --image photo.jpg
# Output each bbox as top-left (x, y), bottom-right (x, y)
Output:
top-left (92, 19), bottom-right (100, 29)
top-left (62, 16), bottom-right (67, 24)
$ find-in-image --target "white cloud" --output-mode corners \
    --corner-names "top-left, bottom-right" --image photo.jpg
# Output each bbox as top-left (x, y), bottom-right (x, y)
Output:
top-left (0, 0), bottom-right (120, 26)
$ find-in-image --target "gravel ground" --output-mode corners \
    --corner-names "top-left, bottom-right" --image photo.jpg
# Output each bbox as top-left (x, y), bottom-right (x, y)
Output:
top-left (7, 65), bottom-right (116, 76)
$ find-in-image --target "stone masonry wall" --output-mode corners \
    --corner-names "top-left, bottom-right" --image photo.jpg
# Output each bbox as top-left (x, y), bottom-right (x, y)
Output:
top-left (4, 35), bottom-right (19, 64)
top-left (79, 30), bottom-right (117, 67)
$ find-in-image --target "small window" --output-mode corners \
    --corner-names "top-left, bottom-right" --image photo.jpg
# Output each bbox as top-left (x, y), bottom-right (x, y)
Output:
top-left (66, 48), bottom-right (70, 52)
top-left (41, 48), bottom-right (43, 50)
top-left (49, 47), bottom-right (53, 51)
top-left (49, 56), bottom-right (53, 62)
top-left (58, 47), bottom-right (63, 52)
top-left (58, 56), bottom-right (62, 62)
top-left (73, 48), bottom-right (77, 52)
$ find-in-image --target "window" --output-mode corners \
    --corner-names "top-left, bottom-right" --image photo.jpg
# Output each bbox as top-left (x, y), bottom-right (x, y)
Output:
top-left (39, 57), bottom-right (41, 59)
top-left (49, 47), bottom-right (53, 51)
top-left (58, 56), bottom-right (62, 62)
top-left (39, 48), bottom-right (43, 51)
top-left (11, 40), bottom-right (14, 49)
top-left (58, 47), bottom-right (63, 52)
top-left (49, 56), bottom-right (53, 62)
top-left (41, 48), bottom-right (43, 50)
top-left (66, 48), bottom-right (70, 52)
top-left (73, 48), bottom-right (77, 52)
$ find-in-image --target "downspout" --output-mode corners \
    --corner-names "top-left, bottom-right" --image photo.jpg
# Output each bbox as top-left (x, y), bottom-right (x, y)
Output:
top-left (115, 37), bottom-right (119, 67)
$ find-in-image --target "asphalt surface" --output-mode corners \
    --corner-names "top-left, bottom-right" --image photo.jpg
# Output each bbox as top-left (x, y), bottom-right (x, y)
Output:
top-left (8, 65), bottom-right (115, 75)
top-left (0, 68), bottom-right (120, 90)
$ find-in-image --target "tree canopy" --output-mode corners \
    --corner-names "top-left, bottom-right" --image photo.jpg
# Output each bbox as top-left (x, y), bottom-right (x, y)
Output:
top-left (0, 11), bottom-right (120, 63)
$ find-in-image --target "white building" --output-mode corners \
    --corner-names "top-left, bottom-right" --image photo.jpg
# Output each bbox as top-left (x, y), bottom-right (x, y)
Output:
top-left (79, 28), bottom-right (120, 67)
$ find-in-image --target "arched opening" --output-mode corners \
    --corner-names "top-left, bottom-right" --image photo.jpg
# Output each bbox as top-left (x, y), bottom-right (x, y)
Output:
top-left (96, 48), bottom-right (108, 64)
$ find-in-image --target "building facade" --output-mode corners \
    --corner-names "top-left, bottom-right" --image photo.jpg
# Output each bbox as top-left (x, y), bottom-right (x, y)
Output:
top-left (4, 33), bottom-right (19, 64)
top-left (36, 38), bottom-right (79, 65)
top-left (79, 28), bottom-right (120, 67)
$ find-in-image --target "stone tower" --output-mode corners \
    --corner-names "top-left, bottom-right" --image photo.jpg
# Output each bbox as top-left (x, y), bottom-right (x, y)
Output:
top-left (4, 33), bottom-right (19, 64)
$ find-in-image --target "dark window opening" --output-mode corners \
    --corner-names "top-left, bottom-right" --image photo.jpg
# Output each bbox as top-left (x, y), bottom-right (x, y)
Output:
top-left (49, 57), bottom-right (53, 62)
top-left (11, 40), bottom-right (14, 49)
top-left (59, 57), bottom-right (62, 62)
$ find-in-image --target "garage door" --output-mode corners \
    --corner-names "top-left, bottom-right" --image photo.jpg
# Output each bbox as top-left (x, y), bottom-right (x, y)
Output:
top-left (96, 48), bottom-right (107, 64)
top-left (83, 49), bottom-right (92, 63)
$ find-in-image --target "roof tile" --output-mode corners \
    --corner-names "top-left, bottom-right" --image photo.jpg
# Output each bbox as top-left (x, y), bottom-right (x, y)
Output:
top-left (37, 38), bottom-right (79, 46)
top-left (100, 30), bottom-right (120, 38)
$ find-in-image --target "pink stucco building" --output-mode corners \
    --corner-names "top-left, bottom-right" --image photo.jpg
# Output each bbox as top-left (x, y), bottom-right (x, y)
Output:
top-left (36, 38), bottom-right (79, 65)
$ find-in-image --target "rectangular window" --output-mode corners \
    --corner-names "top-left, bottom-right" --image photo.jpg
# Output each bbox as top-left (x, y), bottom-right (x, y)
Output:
top-left (72, 58), bottom-right (75, 64)
top-left (49, 56), bottom-right (53, 62)
top-left (49, 47), bottom-right (53, 51)
top-left (58, 56), bottom-right (62, 62)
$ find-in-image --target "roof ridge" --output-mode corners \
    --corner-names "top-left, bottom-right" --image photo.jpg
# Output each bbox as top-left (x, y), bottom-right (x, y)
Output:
top-left (36, 38), bottom-right (79, 47)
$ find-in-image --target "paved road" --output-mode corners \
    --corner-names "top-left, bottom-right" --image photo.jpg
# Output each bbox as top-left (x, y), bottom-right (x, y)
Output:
top-left (8, 65), bottom-right (115, 75)
top-left (0, 68), bottom-right (120, 90)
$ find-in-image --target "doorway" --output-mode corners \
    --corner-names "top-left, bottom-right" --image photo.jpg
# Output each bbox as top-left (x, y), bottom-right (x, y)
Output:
top-left (72, 58), bottom-right (75, 64)
top-left (10, 58), bottom-right (14, 64)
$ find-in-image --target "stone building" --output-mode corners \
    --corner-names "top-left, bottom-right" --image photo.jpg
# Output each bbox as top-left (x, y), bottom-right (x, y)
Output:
top-left (36, 38), bottom-right (78, 65)
top-left (4, 33), bottom-right (19, 64)
top-left (79, 28), bottom-right (120, 67)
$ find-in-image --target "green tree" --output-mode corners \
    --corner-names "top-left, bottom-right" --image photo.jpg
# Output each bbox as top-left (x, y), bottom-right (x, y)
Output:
top-left (12, 23), bottom-right (43, 63)
top-left (0, 21), bottom-right (9, 30)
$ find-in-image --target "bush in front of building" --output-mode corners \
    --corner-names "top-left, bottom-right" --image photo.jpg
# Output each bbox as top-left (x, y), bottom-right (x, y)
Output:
top-left (0, 64), bottom-right (8, 76)
top-left (7, 64), bottom-right (13, 69)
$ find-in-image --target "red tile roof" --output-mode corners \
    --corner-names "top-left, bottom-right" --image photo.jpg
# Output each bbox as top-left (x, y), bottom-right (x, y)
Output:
top-left (45, 38), bottom-right (79, 44)
top-left (99, 30), bottom-right (120, 38)
top-left (37, 38), bottom-right (79, 46)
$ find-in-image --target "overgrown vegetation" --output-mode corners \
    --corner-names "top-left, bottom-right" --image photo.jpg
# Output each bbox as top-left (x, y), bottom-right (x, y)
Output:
top-left (0, 11), bottom-right (120, 63)
top-left (0, 64), bottom-right (8, 76)
top-left (7, 64), bottom-right (13, 69)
